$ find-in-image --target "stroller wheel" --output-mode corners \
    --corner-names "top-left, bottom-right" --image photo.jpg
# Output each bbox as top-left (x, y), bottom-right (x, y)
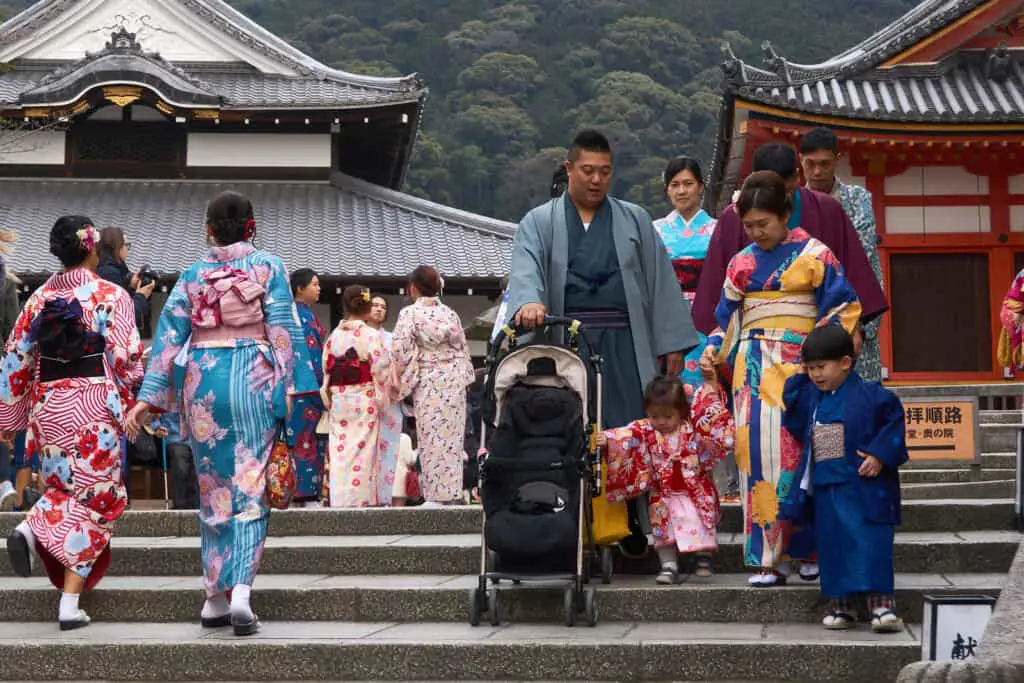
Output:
top-left (468, 588), bottom-right (485, 627)
top-left (562, 586), bottom-right (576, 627)
top-left (488, 588), bottom-right (502, 626)
top-left (600, 547), bottom-right (614, 585)
top-left (583, 586), bottom-right (599, 627)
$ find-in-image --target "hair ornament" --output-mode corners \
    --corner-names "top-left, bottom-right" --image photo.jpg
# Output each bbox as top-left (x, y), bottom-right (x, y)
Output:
top-left (76, 226), bottom-right (99, 252)
top-left (244, 219), bottom-right (256, 241)
top-left (361, 288), bottom-right (371, 302)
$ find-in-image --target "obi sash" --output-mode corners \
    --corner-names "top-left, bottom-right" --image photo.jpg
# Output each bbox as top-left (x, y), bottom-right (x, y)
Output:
top-left (671, 257), bottom-right (704, 298)
top-left (566, 309), bottom-right (630, 329)
top-left (327, 347), bottom-right (372, 388)
top-left (39, 353), bottom-right (105, 383)
top-left (192, 322), bottom-right (267, 347)
top-left (741, 291), bottom-right (817, 334)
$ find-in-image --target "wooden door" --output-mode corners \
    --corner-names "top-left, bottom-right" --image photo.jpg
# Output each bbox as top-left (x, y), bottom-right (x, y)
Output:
top-left (889, 253), bottom-right (992, 373)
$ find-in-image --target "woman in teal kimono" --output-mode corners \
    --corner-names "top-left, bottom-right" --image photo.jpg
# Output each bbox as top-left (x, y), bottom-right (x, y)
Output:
top-left (129, 191), bottom-right (317, 636)
top-left (287, 269), bottom-right (328, 506)
top-left (653, 157), bottom-right (717, 391)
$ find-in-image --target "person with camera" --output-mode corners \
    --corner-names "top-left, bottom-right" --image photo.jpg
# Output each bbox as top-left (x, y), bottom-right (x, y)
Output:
top-left (97, 227), bottom-right (155, 332)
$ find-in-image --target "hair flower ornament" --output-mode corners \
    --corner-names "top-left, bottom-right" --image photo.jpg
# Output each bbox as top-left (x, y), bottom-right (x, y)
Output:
top-left (361, 289), bottom-right (371, 302)
top-left (76, 226), bottom-right (99, 251)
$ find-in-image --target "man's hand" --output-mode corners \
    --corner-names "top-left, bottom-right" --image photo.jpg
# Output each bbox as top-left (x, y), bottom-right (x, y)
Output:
top-left (138, 281), bottom-right (156, 299)
top-left (662, 351), bottom-right (684, 377)
top-left (0, 430), bottom-right (14, 447)
top-left (514, 303), bottom-right (547, 329)
top-left (857, 450), bottom-right (883, 478)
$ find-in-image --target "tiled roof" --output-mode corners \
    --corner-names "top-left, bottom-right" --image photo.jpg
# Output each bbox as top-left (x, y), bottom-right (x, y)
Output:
top-left (0, 0), bottom-right (427, 109)
top-left (719, 0), bottom-right (1024, 122)
top-left (0, 174), bottom-right (515, 279)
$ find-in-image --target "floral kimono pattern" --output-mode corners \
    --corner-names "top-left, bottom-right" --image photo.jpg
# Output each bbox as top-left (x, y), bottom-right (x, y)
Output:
top-left (286, 303), bottom-right (328, 501)
top-left (376, 330), bottom-right (402, 505)
top-left (604, 383), bottom-right (734, 552)
top-left (138, 242), bottom-right (316, 597)
top-left (998, 268), bottom-right (1024, 371)
top-left (707, 228), bottom-right (860, 569)
top-left (0, 268), bottom-right (143, 590)
top-left (391, 297), bottom-right (474, 503)
top-left (322, 319), bottom-right (391, 507)
top-left (653, 209), bottom-right (717, 390)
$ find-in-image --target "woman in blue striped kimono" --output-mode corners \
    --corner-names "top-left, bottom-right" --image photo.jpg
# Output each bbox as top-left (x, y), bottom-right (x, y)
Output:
top-left (703, 171), bottom-right (860, 588)
top-left (368, 295), bottom-right (401, 505)
top-left (129, 191), bottom-right (317, 635)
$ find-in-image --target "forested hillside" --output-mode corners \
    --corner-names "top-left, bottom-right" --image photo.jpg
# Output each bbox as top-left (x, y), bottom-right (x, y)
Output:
top-left (1, 0), bottom-right (918, 219)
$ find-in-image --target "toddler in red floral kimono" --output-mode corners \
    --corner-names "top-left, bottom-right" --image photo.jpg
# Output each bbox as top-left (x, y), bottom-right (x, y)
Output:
top-left (598, 364), bottom-right (735, 583)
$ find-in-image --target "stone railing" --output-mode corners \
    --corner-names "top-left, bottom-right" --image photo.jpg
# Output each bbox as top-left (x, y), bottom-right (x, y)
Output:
top-left (897, 542), bottom-right (1024, 682)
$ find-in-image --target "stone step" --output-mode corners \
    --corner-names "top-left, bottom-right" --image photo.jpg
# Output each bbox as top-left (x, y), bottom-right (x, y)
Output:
top-left (0, 573), bottom-right (1001, 625)
top-left (899, 468), bottom-right (1014, 483)
top-left (981, 423), bottom-right (1021, 452)
top-left (982, 453), bottom-right (1017, 469)
top-left (3, 499), bottom-right (1014, 539)
top-left (0, 620), bottom-right (920, 681)
top-left (2, 531), bottom-right (1016, 577)
top-left (901, 479), bottom-right (1015, 499)
top-left (979, 410), bottom-right (1023, 424)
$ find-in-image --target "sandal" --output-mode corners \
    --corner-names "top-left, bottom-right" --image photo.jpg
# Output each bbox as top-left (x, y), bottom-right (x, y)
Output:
top-left (747, 569), bottom-right (787, 587)
top-left (694, 554), bottom-right (713, 578)
top-left (870, 608), bottom-right (904, 634)
top-left (656, 565), bottom-right (685, 585)
top-left (799, 562), bottom-right (820, 582)
top-left (822, 610), bottom-right (856, 630)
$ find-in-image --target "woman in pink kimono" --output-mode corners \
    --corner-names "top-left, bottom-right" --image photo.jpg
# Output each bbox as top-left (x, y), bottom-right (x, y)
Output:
top-left (322, 286), bottom-right (392, 507)
top-left (2, 216), bottom-right (143, 630)
top-left (391, 266), bottom-right (475, 506)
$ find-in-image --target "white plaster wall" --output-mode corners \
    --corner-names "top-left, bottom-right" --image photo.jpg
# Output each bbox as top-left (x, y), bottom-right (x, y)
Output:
top-left (0, 130), bottom-right (66, 165)
top-left (1010, 175), bottom-right (1024, 194)
top-left (187, 134), bottom-right (331, 168)
top-left (885, 206), bottom-right (925, 234)
top-left (922, 166), bottom-right (988, 195)
top-left (1010, 205), bottom-right (1024, 232)
top-left (884, 168), bottom-right (924, 196)
top-left (835, 157), bottom-right (866, 189)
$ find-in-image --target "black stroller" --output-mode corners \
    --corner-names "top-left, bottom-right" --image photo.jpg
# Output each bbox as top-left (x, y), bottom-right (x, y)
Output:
top-left (468, 316), bottom-right (611, 628)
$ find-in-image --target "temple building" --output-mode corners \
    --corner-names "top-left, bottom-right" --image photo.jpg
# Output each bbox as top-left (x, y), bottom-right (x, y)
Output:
top-left (709, 0), bottom-right (1024, 384)
top-left (0, 0), bottom-right (513, 344)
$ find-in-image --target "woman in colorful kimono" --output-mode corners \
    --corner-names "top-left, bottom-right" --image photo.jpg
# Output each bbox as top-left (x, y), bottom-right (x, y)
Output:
top-left (286, 268), bottom-right (328, 507)
top-left (128, 191), bottom-right (316, 636)
top-left (653, 157), bottom-right (717, 391)
top-left (2, 216), bottom-right (143, 630)
top-left (997, 268), bottom-right (1024, 373)
top-left (701, 171), bottom-right (861, 588)
top-left (321, 286), bottom-right (392, 507)
top-left (391, 266), bottom-right (475, 506)
top-left (367, 295), bottom-right (401, 506)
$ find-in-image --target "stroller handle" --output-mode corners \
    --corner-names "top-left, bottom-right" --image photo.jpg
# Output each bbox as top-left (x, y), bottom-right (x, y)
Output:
top-left (491, 314), bottom-right (584, 349)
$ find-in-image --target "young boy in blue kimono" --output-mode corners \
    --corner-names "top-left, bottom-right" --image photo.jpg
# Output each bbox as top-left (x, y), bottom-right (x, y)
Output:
top-left (781, 324), bottom-right (907, 633)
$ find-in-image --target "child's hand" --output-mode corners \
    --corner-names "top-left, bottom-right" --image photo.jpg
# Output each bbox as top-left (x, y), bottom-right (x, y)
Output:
top-left (594, 432), bottom-right (608, 449)
top-left (699, 352), bottom-right (718, 384)
top-left (857, 451), bottom-right (883, 478)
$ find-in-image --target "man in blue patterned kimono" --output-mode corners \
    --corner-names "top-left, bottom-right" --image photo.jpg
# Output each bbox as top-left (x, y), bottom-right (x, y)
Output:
top-left (800, 127), bottom-right (885, 383)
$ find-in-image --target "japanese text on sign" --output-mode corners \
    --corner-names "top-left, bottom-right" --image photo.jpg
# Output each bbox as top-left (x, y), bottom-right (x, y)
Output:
top-left (903, 399), bottom-right (977, 462)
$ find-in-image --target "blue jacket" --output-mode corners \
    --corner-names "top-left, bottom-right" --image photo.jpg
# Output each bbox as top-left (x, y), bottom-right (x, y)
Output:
top-left (781, 372), bottom-right (907, 526)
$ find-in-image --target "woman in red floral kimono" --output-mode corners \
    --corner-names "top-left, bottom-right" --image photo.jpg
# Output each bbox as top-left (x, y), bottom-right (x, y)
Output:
top-left (1, 216), bottom-right (143, 630)
top-left (600, 365), bottom-right (734, 583)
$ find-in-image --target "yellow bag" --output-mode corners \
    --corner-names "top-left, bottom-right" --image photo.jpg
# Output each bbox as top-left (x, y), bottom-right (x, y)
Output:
top-left (591, 453), bottom-right (630, 546)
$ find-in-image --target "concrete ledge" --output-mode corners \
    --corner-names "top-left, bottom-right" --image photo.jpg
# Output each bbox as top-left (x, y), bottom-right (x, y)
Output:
top-left (898, 660), bottom-right (1024, 682)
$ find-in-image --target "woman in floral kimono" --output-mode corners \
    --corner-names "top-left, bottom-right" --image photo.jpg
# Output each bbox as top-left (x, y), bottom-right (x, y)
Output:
top-left (321, 286), bottom-right (391, 507)
top-left (368, 295), bottom-right (401, 506)
top-left (998, 268), bottom-right (1024, 373)
top-left (286, 268), bottom-right (328, 506)
top-left (653, 157), bottom-right (717, 391)
top-left (2, 216), bottom-right (143, 630)
top-left (391, 266), bottom-right (475, 506)
top-left (129, 191), bottom-right (316, 636)
top-left (701, 171), bottom-right (861, 587)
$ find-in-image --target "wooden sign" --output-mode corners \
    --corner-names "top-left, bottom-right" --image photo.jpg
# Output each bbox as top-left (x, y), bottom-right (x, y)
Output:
top-left (921, 595), bottom-right (996, 662)
top-left (903, 397), bottom-right (979, 462)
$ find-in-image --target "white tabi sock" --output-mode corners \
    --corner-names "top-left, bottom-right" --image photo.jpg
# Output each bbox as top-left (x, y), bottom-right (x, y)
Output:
top-left (230, 584), bottom-right (253, 621)
top-left (201, 593), bottom-right (230, 619)
top-left (58, 593), bottom-right (81, 622)
top-left (656, 546), bottom-right (678, 570)
top-left (15, 520), bottom-right (35, 547)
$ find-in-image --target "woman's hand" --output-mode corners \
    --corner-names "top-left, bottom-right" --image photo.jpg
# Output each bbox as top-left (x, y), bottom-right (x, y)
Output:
top-left (137, 281), bottom-right (156, 299)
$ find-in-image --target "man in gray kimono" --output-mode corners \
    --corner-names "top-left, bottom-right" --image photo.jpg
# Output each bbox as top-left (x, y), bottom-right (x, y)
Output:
top-left (507, 129), bottom-right (697, 429)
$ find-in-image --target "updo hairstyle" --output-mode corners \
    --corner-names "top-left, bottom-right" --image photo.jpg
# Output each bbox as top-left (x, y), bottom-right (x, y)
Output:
top-left (206, 191), bottom-right (255, 246)
top-left (735, 170), bottom-right (792, 219)
top-left (409, 265), bottom-right (442, 297)
top-left (343, 285), bottom-right (372, 317)
top-left (50, 215), bottom-right (96, 268)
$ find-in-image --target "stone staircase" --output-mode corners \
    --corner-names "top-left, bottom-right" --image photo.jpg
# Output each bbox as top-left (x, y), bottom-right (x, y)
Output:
top-left (0, 409), bottom-right (1019, 682)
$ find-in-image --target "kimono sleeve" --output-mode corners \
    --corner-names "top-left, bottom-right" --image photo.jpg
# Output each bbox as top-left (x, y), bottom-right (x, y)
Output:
top-left (368, 329), bottom-right (392, 403)
top-left (389, 307), bottom-right (419, 400)
top-left (636, 206), bottom-right (698, 357)
top-left (689, 382), bottom-right (735, 471)
top-left (603, 423), bottom-right (653, 502)
top-left (105, 287), bottom-right (145, 395)
top-left (506, 209), bottom-right (549, 320)
top-left (813, 246), bottom-right (862, 334)
top-left (138, 274), bottom-right (192, 411)
top-left (0, 290), bottom-right (42, 432)
top-left (706, 250), bottom-right (749, 352)
top-left (263, 256), bottom-right (318, 399)
top-left (782, 373), bottom-right (814, 447)
top-left (862, 387), bottom-right (909, 471)
top-left (446, 308), bottom-right (476, 387)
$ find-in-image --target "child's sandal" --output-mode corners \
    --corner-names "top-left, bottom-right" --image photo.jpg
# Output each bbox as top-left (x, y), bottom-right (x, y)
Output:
top-left (822, 610), bottom-right (856, 630)
top-left (694, 554), bottom-right (713, 578)
top-left (655, 565), bottom-right (684, 585)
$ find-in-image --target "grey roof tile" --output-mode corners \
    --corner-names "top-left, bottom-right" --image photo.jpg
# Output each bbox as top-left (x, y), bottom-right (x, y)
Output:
top-left (0, 176), bottom-right (514, 279)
